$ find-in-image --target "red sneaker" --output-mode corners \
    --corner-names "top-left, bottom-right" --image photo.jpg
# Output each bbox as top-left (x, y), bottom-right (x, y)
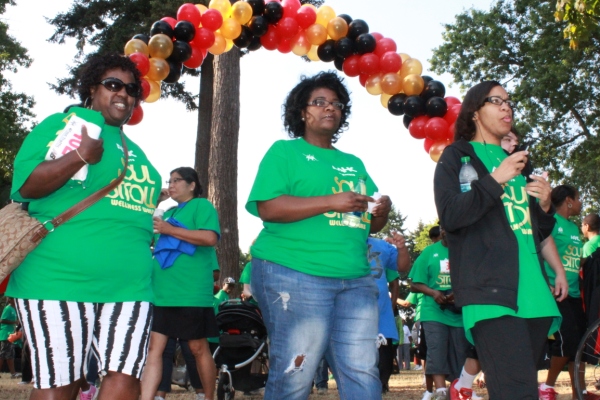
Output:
top-left (450, 379), bottom-right (473, 400)
top-left (583, 392), bottom-right (600, 400)
top-left (538, 385), bottom-right (557, 400)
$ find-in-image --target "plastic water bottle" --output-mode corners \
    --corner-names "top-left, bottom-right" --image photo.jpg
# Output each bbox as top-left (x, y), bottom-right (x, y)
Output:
top-left (342, 176), bottom-right (367, 228)
top-left (459, 156), bottom-right (478, 192)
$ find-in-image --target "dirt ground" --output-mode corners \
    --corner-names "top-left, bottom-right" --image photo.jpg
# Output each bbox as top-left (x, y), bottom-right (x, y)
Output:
top-left (0, 368), bottom-right (595, 400)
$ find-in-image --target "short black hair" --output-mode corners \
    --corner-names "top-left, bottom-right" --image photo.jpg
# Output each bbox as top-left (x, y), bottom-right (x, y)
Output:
top-left (77, 52), bottom-right (142, 104)
top-left (551, 184), bottom-right (578, 208)
top-left (429, 225), bottom-right (441, 240)
top-left (583, 213), bottom-right (600, 232)
top-left (455, 81), bottom-right (502, 142)
top-left (283, 71), bottom-right (351, 143)
top-left (170, 167), bottom-right (203, 197)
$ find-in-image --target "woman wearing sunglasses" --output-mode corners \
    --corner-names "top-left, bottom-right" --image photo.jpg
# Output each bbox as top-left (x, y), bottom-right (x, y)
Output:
top-left (434, 81), bottom-right (561, 399)
top-left (8, 53), bottom-right (161, 400)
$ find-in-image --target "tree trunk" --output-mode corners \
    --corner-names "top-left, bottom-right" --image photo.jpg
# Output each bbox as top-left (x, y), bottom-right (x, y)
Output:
top-left (195, 53), bottom-right (214, 197)
top-left (208, 49), bottom-right (241, 287)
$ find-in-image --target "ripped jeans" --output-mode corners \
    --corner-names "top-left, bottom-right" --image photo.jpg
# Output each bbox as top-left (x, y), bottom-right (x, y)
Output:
top-left (252, 258), bottom-right (382, 400)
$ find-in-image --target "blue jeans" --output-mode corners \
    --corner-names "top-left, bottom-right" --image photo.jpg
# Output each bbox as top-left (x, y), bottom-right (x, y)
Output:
top-left (252, 259), bottom-right (381, 400)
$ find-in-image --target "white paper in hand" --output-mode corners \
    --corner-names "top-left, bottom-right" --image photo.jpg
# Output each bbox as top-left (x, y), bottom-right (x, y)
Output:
top-left (45, 115), bottom-right (102, 181)
top-left (367, 192), bottom-right (382, 213)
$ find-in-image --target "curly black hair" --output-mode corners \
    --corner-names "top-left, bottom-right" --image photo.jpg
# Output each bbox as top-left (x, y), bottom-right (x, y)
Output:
top-left (455, 80), bottom-right (502, 142)
top-left (551, 184), bottom-right (578, 208)
top-left (283, 71), bottom-right (351, 143)
top-left (77, 52), bottom-right (142, 104)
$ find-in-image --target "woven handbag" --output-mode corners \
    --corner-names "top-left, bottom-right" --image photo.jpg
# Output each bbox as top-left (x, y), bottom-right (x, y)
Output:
top-left (0, 133), bottom-right (129, 283)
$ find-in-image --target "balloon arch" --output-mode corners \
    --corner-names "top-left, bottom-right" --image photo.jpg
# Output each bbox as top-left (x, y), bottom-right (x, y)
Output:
top-left (123, 0), bottom-right (461, 162)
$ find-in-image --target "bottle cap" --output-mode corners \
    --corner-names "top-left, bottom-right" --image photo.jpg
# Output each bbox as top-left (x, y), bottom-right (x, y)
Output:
top-left (460, 156), bottom-right (470, 163)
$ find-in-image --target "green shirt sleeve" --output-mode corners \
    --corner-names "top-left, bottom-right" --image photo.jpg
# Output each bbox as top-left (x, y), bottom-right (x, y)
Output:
top-left (246, 141), bottom-right (289, 216)
top-left (409, 247), bottom-right (430, 285)
top-left (385, 268), bottom-right (399, 283)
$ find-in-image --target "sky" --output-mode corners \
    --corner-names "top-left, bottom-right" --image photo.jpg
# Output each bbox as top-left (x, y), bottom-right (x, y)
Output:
top-left (3, 0), bottom-right (495, 251)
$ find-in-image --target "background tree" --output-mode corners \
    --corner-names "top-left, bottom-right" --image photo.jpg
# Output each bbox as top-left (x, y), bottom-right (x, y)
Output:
top-left (430, 0), bottom-right (600, 210)
top-left (0, 0), bottom-right (35, 205)
top-left (555, 0), bottom-right (600, 48)
top-left (408, 218), bottom-right (440, 258)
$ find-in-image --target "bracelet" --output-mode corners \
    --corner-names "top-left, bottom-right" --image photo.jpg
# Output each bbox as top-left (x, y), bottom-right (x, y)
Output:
top-left (75, 148), bottom-right (88, 165)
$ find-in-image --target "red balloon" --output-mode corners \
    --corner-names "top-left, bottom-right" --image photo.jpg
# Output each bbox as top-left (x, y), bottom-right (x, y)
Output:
top-left (177, 3), bottom-right (201, 28)
top-left (129, 52), bottom-right (150, 77)
top-left (447, 123), bottom-right (456, 141)
top-left (358, 53), bottom-right (380, 75)
top-left (371, 32), bottom-right (384, 41)
top-left (358, 73), bottom-right (369, 87)
top-left (379, 51), bottom-right (402, 74)
top-left (276, 17), bottom-right (299, 39)
top-left (161, 17), bottom-right (177, 29)
top-left (408, 115), bottom-right (429, 140)
top-left (295, 6), bottom-right (316, 29)
top-left (425, 117), bottom-right (450, 141)
top-left (192, 27), bottom-right (215, 49)
top-left (444, 103), bottom-right (461, 126)
top-left (342, 55), bottom-right (361, 77)
top-left (127, 105), bottom-right (144, 126)
top-left (445, 96), bottom-right (461, 107)
top-left (282, 0), bottom-right (301, 19)
top-left (374, 38), bottom-right (397, 58)
top-left (140, 78), bottom-right (151, 101)
top-left (424, 137), bottom-right (435, 153)
top-left (277, 37), bottom-right (292, 53)
top-left (260, 26), bottom-right (279, 51)
top-left (183, 45), bottom-right (205, 68)
top-left (201, 9), bottom-right (223, 31)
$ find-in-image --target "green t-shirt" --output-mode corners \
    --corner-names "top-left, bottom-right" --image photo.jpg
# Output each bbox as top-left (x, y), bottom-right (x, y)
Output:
top-left (0, 305), bottom-right (16, 341)
top-left (408, 241), bottom-right (463, 327)
top-left (544, 214), bottom-right (582, 297)
top-left (152, 198), bottom-right (220, 307)
top-left (246, 138), bottom-right (378, 279)
top-left (405, 292), bottom-right (423, 322)
top-left (583, 235), bottom-right (600, 258)
top-left (462, 143), bottom-right (560, 343)
top-left (239, 262), bottom-right (252, 284)
top-left (8, 108), bottom-right (161, 303)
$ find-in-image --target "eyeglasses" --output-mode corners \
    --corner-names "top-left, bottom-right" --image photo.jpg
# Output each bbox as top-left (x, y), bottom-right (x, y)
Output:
top-left (307, 99), bottom-right (345, 111)
top-left (484, 96), bottom-right (516, 108)
top-left (96, 78), bottom-right (141, 98)
top-left (166, 178), bottom-right (185, 184)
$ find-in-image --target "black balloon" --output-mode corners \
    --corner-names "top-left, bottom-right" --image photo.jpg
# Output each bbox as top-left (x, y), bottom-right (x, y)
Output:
top-left (348, 19), bottom-right (369, 40)
top-left (404, 95), bottom-right (426, 117)
top-left (249, 16), bottom-right (269, 37)
top-left (421, 75), bottom-right (434, 85)
top-left (247, 0), bottom-right (265, 16)
top-left (233, 26), bottom-right (253, 48)
top-left (174, 21), bottom-right (195, 42)
top-left (334, 37), bottom-right (355, 59)
top-left (133, 34), bottom-right (150, 44)
top-left (334, 56), bottom-right (344, 71)
top-left (421, 80), bottom-right (446, 101)
top-left (426, 97), bottom-right (448, 118)
top-left (247, 36), bottom-right (262, 51)
top-left (163, 61), bottom-right (182, 84)
top-left (264, 2), bottom-right (283, 24)
top-left (150, 21), bottom-right (174, 38)
top-left (338, 14), bottom-right (353, 25)
top-left (388, 94), bottom-right (407, 116)
top-left (403, 115), bottom-right (414, 129)
top-left (168, 41), bottom-right (192, 63)
top-left (317, 40), bottom-right (336, 62)
top-left (355, 33), bottom-right (376, 54)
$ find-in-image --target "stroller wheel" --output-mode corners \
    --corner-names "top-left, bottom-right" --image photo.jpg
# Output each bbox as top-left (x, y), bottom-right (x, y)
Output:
top-left (217, 370), bottom-right (235, 400)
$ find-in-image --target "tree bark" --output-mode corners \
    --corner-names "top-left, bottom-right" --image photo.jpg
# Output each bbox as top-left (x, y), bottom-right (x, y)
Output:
top-left (195, 53), bottom-right (214, 197)
top-left (208, 49), bottom-right (241, 286)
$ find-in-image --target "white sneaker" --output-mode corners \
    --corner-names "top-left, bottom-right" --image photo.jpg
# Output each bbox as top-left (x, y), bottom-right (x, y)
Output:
top-left (433, 389), bottom-right (448, 400)
top-left (422, 391), bottom-right (433, 400)
top-left (414, 364), bottom-right (423, 370)
top-left (195, 393), bottom-right (206, 400)
top-left (154, 397), bottom-right (166, 400)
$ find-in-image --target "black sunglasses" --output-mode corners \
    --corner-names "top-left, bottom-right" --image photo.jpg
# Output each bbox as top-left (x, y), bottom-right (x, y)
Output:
top-left (96, 78), bottom-right (141, 98)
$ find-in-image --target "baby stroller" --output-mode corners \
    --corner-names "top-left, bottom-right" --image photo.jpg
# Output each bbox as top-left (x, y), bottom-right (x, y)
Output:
top-left (213, 299), bottom-right (269, 400)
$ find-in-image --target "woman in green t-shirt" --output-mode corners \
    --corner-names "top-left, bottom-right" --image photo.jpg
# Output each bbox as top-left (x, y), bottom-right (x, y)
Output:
top-left (246, 72), bottom-right (392, 400)
top-left (141, 167), bottom-right (220, 400)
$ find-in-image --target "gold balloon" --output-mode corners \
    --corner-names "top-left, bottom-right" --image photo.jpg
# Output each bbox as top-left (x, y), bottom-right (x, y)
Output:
top-left (124, 39), bottom-right (149, 56)
top-left (220, 18), bottom-right (242, 40)
top-left (381, 72), bottom-right (403, 95)
top-left (231, 1), bottom-right (252, 25)
top-left (365, 74), bottom-right (383, 95)
top-left (429, 140), bottom-right (450, 162)
top-left (327, 17), bottom-right (348, 41)
top-left (316, 5), bottom-right (336, 27)
top-left (398, 53), bottom-right (411, 63)
top-left (399, 58), bottom-right (423, 80)
top-left (196, 4), bottom-right (208, 15)
top-left (291, 32), bottom-right (311, 56)
top-left (225, 38), bottom-right (234, 52)
top-left (380, 93), bottom-right (393, 109)
top-left (145, 79), bottom-right (161, 103)
top-left (147, 58), bottom-right (170, 82)
top-left (307, 45), bottom-right (320, 62)
top-left (148, 34), bottom-right (173, 59)
top-left (306, 23), bottom-right (328, 46)
top-left (209, 0), bottom-right (232, 19)
top-left (209, 31), bottom-right (227, 55)
top-left (403, 74), bottom-right (425, 96)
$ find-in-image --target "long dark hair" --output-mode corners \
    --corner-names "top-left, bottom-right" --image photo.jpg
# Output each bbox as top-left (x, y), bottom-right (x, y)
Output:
top-left (171, 167), bottom-right (203, 197)
top-left (454, 81), bottom-right (502, 142)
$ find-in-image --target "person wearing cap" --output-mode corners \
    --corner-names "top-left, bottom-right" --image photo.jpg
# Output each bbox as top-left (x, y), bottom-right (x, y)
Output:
top-left (215, 278), bottom-right (236, 307)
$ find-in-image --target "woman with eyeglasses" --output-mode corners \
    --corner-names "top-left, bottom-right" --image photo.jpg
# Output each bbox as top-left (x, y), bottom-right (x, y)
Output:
top-left (246, 71), bottom-right (392, 399)
top-left (8, 53), bottom-right (161, 400)
top-left (434, 81), bottom-right (561, 400)
top-left (140, 166), bottom-right (220, 400)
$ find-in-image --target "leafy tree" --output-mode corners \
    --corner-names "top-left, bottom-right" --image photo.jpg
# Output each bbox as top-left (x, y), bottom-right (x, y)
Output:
top-left (371, 205), bottom-right (409, 239)
top-left (408, 219), bottom-right (440, 257)
top-left (430, 0), bottom-right (600, 208)
top-left (0, 0), bottom-right (35, 205)
top-left (555, 0), bottom-right (600, 48)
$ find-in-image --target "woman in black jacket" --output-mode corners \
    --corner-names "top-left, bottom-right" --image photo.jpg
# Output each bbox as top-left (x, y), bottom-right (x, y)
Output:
top-left (433, 81), bottom-right (561, 400)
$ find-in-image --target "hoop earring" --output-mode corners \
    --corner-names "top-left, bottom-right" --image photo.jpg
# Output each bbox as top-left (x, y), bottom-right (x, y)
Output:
top-left (84, 97), bottom-right (93, 109)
